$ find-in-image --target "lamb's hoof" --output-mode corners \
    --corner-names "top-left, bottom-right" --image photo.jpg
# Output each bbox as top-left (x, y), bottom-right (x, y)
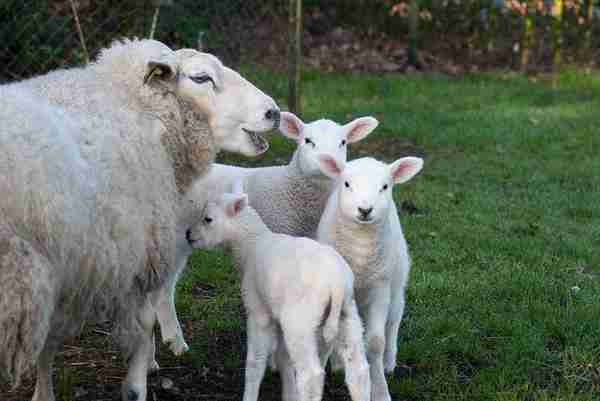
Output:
top-left (126, 389), bottom-right (139, 401)
top-left (149, 359), bottom-right (160, 373)
top-left (166, 337), bottom-right (189, 356)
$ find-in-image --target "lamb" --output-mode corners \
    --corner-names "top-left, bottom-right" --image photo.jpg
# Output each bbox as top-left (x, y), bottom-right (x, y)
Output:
top-left (0, 38), bottom-right (279, 401)
top-left (145, 112), bottom-right (379, 372)
top-left (186, 186), bottom-right (371, 401)
top-left (316, 155), bottom-right (424, 401)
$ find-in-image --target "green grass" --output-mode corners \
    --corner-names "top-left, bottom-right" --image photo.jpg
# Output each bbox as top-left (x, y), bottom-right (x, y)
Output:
top-left (180, 68), bottom-right (600, 400)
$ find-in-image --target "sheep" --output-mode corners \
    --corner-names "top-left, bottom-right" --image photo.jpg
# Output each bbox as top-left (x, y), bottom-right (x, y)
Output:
top-left (186, 186), bottom-right (371, 401)
top-left (145, 112), bottom-right (378, 371)
top-left (0, 38), bottom-right (279, 401)
top-left (316, 155), bottom-right (424, 401)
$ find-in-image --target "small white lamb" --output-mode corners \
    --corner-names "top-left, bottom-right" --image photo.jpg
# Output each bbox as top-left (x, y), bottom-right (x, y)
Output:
top-left (316, 155), bottom-right (423, 401)
top-left (187, 186), bottom-right (371, 401)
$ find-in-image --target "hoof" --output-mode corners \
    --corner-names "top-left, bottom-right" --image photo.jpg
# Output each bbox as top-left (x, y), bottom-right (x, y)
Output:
top-left (166, 336), bottom-right (189, 356)
top-left (149, 360), bottom-right (160, 373)
top-left (127, 389), bottom-right (139, 401)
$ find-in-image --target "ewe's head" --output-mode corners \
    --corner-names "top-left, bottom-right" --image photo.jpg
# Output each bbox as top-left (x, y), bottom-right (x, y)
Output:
top-left (320, 156), bottom-right (423, 224)
top-left (145, 49), bottom-right (279, 157)
top-left (279, 112), bottom-right (378, 177)
top-left (186, 192), bottom-right (249, 249)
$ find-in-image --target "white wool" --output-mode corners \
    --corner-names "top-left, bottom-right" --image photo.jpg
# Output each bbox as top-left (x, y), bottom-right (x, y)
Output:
top-left (187, 192), bottom-right (371, 401)
top-left (0, 38), bottom-right (278, 401)
top-left (316, 156), bottom-right (423, 401)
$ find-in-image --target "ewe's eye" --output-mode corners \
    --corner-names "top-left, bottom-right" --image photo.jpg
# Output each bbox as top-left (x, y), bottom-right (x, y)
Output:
top-left (190, 75), bottom-right (215, 87)
top-left (305, 138), bottom-right (315, 147)
top-left (204, 216), bottom-right (213, 224)
top-left (382, 184), bottom-right (389, 191)
top-left (344, 181), bottom-right (350, 189)
top-left (340, 139), bottom-right (347, 147)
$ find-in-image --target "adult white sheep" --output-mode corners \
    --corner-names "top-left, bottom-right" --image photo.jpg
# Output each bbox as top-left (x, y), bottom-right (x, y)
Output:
top-left (186, 187), bottom-right (371, 401)
top-left (0, 38), bottom-right (279, 401)
top-left (316, 155), bottom-right (424, 401)
top-left (146, 112), bottom-right (379, 372)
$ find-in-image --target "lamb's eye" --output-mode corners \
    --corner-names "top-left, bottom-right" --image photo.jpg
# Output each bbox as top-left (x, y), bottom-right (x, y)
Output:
top-left (204, 216), bottom-right (213, 224)
top-left (190, 75), bottom-right (215, 87)
top-left (305, 138), bottom-right (315, 147)
top-left (382, 184), bottom-right (389, 191)
top-left (344, 181), bottom-right (350, 189)
top-left (340, 139), bottom-right (347, 147)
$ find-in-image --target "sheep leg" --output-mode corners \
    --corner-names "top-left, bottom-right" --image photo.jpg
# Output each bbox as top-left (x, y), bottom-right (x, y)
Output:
top-left (121, 297), bottom-right (156, 401)
top-left (362, 285), bottom-right (392, 401)
top-left (337, 299), bottom-right (371, 401)
top-left (243, 315), bottom-right (275, 401)
top-left (31, 342), bottom-right (57, 401)
top-left (153, 274), bottom-right (188, 356)
top-left (281, 316), bottom-right (324, 401)
top-left (384, 286), bottom-right (405, 373)
top-left (275, 343), bottom-right (298, 401)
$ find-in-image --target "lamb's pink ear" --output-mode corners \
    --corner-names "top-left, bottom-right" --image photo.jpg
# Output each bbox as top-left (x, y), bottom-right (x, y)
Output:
top-left (343, 117), bottom-right (379, 144)
top-left (225, 194), bottom-right (248, 217)
top-left (318, 154), bottom-right (344, 179)
top-left (389, 157), bottom-right (423, 185)
top-left (278, 112), bottom-right (305, 141)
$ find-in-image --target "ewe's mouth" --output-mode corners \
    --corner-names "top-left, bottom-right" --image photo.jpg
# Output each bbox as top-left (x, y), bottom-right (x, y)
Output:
top-left (243, 128), bottom-right (269, 154)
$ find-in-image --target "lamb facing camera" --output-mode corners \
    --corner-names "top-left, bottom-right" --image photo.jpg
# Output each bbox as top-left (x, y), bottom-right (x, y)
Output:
top-left (316, 155), bottom-right (424, 401)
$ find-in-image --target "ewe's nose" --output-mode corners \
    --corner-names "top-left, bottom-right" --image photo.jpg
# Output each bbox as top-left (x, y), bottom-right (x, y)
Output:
top-left (265, 108), bottom-right (280, 129)
top-left (358, 207), bottom-right (373, 218)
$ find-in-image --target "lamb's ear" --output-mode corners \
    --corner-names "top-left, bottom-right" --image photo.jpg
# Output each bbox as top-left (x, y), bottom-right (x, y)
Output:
top-left (225, 194), bottom-right (248, 217)
top-left (389, 157), bottom-right (423, 185)
top-left (278, 112), bottom-right (305, 141)
top-left (144, 59), bottom-right (177, 85)
top-left (343, 116), bottom-right (378, 143)
top-left (318, 154), bottom-right (344, 179)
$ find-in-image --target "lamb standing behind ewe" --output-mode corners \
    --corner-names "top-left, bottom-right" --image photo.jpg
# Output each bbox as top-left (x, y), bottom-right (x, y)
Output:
top-left (0, 38), bottom-right (279, 401)
top-left (316, 155), bottom-right (424, 401)
top-left (187, 187), bottom-right (371, 401)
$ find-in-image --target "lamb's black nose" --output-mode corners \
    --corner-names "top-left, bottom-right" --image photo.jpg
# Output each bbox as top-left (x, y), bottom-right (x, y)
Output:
top-left (185, 228), bottom-right (192, 243)
top-left (358, 207), bottom-right (373, 218)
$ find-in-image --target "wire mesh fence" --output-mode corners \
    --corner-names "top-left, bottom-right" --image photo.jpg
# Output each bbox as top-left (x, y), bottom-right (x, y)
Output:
top-left (0, 0), bottom-right (285, 84)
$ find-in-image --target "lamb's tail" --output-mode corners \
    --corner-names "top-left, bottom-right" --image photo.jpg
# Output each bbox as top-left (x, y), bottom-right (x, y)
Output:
top-left (0, 232), bottom-right (55, 389)
top-left (323, 284), bottom-right (344, 344)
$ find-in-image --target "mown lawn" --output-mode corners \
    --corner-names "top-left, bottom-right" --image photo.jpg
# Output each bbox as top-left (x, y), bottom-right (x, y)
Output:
top-left (177, 68), bottom-right (600, 401)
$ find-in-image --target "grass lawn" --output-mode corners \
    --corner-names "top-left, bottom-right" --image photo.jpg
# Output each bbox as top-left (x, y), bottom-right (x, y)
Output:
top-left (178, 68), bottom-right (600, 401)
top-left (2, 69), bottom-right (599, 401)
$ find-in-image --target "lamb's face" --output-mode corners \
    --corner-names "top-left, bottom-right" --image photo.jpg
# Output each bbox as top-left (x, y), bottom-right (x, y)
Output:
top-left (186, 194), bottom-right (248, 249)
top-left (319, 156), bottom-right (423, 225)
top-left (278, 112), bottom-right (378, 177)
top-left (146, 50), bottom-right (279, 157)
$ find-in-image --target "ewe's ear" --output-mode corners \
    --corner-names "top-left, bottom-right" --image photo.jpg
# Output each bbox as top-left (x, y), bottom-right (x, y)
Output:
top-left (343, 116), bottom-right (378, 143)
top-left (144, 59), bottom-right (177, 85)
top-left (318, 154), bottom-right (344, 179)
top-left (225, 194), bottom-right (248, 217)
top-left (389, 157), bottom-right (423, 185)
top-left (278, 112), bottom-right (305, 142)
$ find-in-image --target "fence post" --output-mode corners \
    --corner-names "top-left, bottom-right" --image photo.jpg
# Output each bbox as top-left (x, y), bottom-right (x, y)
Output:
top-left (520, 7), bottom-right (534, 72)
top-left (288, 0), bottom-right (302, 114)
top-left (407, 0), bottom-right (419, 67)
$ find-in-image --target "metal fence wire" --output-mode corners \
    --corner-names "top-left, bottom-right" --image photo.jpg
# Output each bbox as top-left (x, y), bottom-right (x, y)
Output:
top-left (0, 0), bottom-right (283, 83)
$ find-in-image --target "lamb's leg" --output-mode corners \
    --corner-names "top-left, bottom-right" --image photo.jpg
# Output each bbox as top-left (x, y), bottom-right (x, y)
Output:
top-left (384, 286), bottom-right (405, 373)
top-left (337, 299), bottom-right (371, 401)
top-left (31, 342), bottom-right (57, 401)
top-left (281, 316), bottom-right (324, 401)
top-left (121, 297), bottom-right (156, 401)
top-left (243, 316), bottom-right (275, 401)
top-left (362, 285), bottom-right (392, 401)
top-left (275, 343), bottom-right (297, 401)
top-left (153, 274), bottom-right (188, 356)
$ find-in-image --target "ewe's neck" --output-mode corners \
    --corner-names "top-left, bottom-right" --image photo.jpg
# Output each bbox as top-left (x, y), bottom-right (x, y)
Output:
top-left (159, 99), bottom-right (217, 195)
